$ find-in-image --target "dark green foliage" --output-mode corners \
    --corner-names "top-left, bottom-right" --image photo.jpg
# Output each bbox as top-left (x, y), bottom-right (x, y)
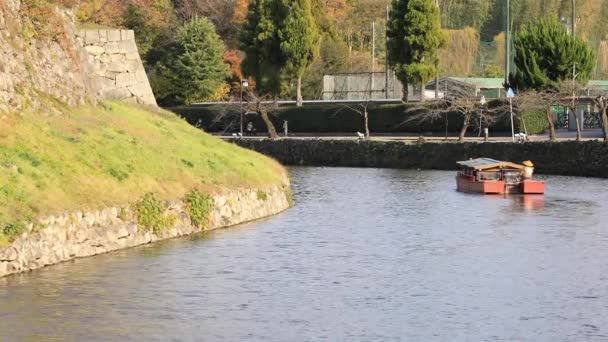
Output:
top-left (123, 5), bottom-right (157, 58)
top-left (514, 18), bottom-right (596, 91)
top-left (153, 17), bottom-right (229, 105)
top-left (3, 222), bottom-right (26, 240)
top-left (173, 102), bottom-right (518, 134)
top-left (240, 0), bottom-right (319, 99)
top-left (387, 0), bottom-right (444, 99)
top-left (185, 189), bottom-right (214, 228)
top-left (280, 0), bottom-right (320, 104)
top-left (240, 0), bottom-right (289, 96)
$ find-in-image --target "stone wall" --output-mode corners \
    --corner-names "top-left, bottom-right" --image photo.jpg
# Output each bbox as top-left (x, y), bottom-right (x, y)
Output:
top-left (0, 1), bottom-right (90, 114)
top-left (0, 0), bottom-right (157, 114)
top-left (75, 29), bottom-right (157, 106)
top-left (234, 139), bottom-right (608, 178)
top-left (0, 185), bottom-right (291, 278)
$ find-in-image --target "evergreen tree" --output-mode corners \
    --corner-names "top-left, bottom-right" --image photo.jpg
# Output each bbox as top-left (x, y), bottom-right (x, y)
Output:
top-left (240, 0), bottom-right (288, 97)
top-left (280, 0), bottom-right (320, 106)
top-left (513, 18), bottom-right (596, 91)
top-left (387, 0), bottom-right (443, 101)
top-left (156, 17), bottom-right (229, 104)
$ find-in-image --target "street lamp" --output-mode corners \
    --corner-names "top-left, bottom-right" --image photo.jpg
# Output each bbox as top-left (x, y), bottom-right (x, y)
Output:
top-left (240, 79), bottom-right (249, 136)
top-left (479, 95), bottom-right (486, 137)
top-left (507, 87), bottom-right (515, 142)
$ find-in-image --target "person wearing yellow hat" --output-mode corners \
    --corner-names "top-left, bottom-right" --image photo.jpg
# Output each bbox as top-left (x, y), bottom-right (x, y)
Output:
top-left (522, 160), bottom-right (534, 178)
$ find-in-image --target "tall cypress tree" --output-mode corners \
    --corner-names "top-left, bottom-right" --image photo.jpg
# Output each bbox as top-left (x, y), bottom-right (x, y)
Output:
top-left (240, 0), bottom-right (288, 97)
top-left (280, 0), bottom-right (320, 106)
top-left (387, 0), bottom-right (443, 101)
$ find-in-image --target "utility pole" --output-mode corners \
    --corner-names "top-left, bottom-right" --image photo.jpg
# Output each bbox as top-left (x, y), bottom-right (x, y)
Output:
top-left (385, 4), bottom-right (389, 99)
top-left (505, 0), bottom-right (510, 87)
top-left (572, 0), bottom-right (576, 37)
top-left (371, 21), bottom-right (376, 99)
top-left (573, 62), bottom-right (581, 140)
top-left (435, 0), bottom-right (439, 99)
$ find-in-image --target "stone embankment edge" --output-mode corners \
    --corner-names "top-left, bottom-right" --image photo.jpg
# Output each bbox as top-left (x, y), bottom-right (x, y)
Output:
top-left (0, 184), bottom-right (291, 278)
top-left (233, 139), bottom-right (608, 178)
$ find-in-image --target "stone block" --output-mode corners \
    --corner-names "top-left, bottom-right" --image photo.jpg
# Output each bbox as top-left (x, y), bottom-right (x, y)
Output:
top-left (107, 30), bottom-right (121, 42)
top-left (124, 39), bottom-right (139, 53)
top-left (99, 53), bottom-right (111, 64)
top-left (135, 69), bottom-right (149, 83)
top-left (98, 30), bottom-right (107, 42)
top-left (91, 76), bottom-right (115, 90)
top-left (104, 42), bottom-right (121, 54)
top-left (104, 87), bottom-right (132, 100)
top-left (84, 30), bottom-right (99, 45)
top-left (115, 73), bottom-right (138, 87)
top-left (104, 71), bottom-right (120, 80)
top-left (84, 45), bottom-right (105, 56)
top-left (127, 83), bottom-right (151, 97)
top-left (121, 30), bottom-right (135, 41)
top-left (141, 94), bottom-right (158, 106)
top-left (125, 60), bottom-right (143, 73)
top-left (126, 52), bottom-right (141, 61)
top-left (110, 54), bottom-right (126, 62)
top-left (106, 62), bottom-right (128, 73)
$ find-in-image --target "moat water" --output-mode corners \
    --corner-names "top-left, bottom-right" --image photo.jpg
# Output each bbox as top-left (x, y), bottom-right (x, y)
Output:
top-left (1, 167), bottom-right (608, 341)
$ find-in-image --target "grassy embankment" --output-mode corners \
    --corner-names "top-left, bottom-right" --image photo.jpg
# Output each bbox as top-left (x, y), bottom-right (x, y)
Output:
top-left (0, 101), bottom-right (287, 243)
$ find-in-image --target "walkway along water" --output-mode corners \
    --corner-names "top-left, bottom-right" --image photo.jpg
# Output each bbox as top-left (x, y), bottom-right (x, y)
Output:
top-left (234, 139), bottom-right (608, 178)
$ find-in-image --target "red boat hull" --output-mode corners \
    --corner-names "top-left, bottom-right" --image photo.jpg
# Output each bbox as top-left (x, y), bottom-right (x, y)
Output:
top-left (456, 174), bottom-right (544, 194)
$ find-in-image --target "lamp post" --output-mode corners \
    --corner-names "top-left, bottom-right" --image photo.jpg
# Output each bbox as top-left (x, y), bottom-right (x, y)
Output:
top-left (479, 95), bottom-right (486, 137)
top-left (507, 88), bottom-right (515, 142)
top-left (240, 79), bottom-right (249, 136)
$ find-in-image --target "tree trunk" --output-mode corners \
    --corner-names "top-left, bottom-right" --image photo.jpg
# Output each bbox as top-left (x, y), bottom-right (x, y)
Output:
top-left (458, 112), bottom-right (470, 142)
top-left (364, 108), bottom-right (370, 138)
top-left (420, 82), bottom-right (425, 102)
top-left (402, 82), bottom-right (409, 102)
top-left (259, 109), bottom-right (278, 139)
top-left (296, 77), bottom-right (303, 107)
top-left (546, 106), bottom-right (556, 141)
top-left (602, 107), bottom-right (608, 142)
top-left (520, 113), bottom-right (528, 136)
top-left (573, 108), bottom-right (582, 141)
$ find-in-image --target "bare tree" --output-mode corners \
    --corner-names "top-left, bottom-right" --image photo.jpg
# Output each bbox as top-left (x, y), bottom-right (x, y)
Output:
top-left (516, 81), bottom-right (584, 142)
top-left (594, 95), bottom-right (608, 141)
top-left (405, 86), bottom-right (503, 142)
top-left (221, 91), bottom-right (279, 139)
top-left (334, 100), bottom-right (372, 138)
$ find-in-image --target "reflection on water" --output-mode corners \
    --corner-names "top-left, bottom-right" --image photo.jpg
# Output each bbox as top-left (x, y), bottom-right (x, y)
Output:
top-left (1, 168), bottom-right (608, 341)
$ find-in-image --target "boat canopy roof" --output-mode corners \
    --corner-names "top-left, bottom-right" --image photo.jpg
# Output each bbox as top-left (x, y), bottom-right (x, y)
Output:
top-left (457, 158), bottom-right (526, 171)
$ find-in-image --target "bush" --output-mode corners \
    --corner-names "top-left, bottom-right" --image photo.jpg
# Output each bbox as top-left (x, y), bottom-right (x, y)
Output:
top-left (135, 193), bottom-right (175, 234)
top-left (2, 222), bottom-right (26, 241)
top-left (184, 190), bottom-right (214, 228)
top-left (520, 110), bottom-right (548, 135)
top-left (256, 190), bottom-right (268, 201)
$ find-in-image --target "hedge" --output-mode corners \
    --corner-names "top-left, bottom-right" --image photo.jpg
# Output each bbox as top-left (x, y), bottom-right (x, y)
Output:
top-left (170, 102), bottom-right (537, 134)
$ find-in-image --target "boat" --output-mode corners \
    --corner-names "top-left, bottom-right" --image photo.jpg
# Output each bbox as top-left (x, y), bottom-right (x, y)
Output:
top-left (456, 158), bottom-right (545, 194)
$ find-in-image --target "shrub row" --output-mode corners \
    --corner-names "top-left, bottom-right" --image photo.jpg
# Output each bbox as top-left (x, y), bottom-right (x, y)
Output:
top-left (171, 102), bottom-right (548, 135)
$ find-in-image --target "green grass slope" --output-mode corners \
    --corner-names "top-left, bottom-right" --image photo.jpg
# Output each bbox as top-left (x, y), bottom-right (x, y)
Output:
top-left (0, 102), bottom-right (287, 237)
